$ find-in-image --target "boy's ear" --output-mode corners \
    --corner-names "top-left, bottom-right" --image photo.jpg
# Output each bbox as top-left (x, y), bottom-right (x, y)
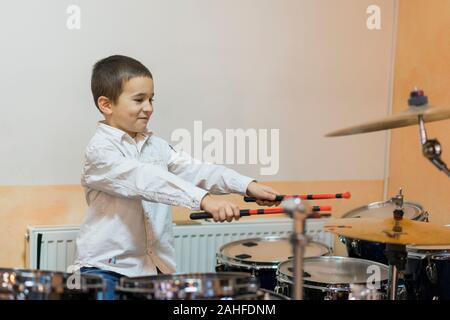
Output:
top-left (97, 96), bottom-right (113, 115)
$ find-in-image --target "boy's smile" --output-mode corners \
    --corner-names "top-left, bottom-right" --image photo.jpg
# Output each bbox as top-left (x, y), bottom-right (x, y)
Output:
top-left (100, 76), bottom-right (154, 138)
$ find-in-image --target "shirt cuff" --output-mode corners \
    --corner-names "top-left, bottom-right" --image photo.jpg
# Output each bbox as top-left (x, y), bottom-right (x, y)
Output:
top-left (232, 175), bottom-right (256, 196)
top-left (190, 188), bottom-right (210, 211)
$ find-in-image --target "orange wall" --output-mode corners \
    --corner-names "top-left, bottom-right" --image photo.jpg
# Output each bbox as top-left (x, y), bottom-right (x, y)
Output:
top-left (0, 180), bottom-right (384, 268)
top-left (388, 0), bottom-right (450, 225)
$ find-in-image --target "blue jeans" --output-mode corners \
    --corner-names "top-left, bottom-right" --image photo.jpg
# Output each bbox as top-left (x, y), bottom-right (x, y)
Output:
top-left (80, 267), bottom-right (123, 300)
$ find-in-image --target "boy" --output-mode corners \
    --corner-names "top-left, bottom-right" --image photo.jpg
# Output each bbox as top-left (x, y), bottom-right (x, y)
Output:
top-left (74, 55), bottom-right (281, 299)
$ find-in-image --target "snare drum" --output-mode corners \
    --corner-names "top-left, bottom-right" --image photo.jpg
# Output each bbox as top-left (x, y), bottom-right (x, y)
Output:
top-left (340, 201), bottom-right (427, 264)
top-left (405, 245), bottom-right (450, 300)
top-left (276, 256), bottom-right (389, 300)
top-left (0, 268), bottom-right (105, 300)
top-left (216, 236), bottom-right (330, 291)
top-left (116, 272), bottom-right (259, 300)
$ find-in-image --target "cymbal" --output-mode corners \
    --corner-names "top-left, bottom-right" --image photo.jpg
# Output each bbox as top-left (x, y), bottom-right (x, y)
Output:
top-left (325, 105), bottom-right (450, 137)
top-left (324, 217), bottom-right (450, 245)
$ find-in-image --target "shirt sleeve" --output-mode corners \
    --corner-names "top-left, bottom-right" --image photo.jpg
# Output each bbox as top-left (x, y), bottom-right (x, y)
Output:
top-left (167, 145), bottom-right (255, 196)
top-left (81, 144), bottom-right (208, 210)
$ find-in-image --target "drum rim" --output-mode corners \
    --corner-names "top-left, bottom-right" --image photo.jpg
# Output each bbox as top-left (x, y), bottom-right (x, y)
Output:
top-left (257, 288), bottom-right (290, 300)
top-left (341, 200), bottom-right (424, 220)
top-left (0, 268), bottom-right (105, 291)
top-left (217, 237), bottom-right (330, 269)
top-left (276, 256), bottom-right (389, 288)
top-left (116, 272), bottom-right (258, 298)
top-left (430, 253), bottom-right (450, 261)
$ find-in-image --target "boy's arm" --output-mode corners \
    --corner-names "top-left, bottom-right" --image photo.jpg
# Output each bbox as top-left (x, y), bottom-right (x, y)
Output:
top-left (82, 145), bottom-right (208, 210)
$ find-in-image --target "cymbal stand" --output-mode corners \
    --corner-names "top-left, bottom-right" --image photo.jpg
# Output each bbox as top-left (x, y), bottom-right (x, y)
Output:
top-left (384, 189), bottom-right (408, 300)
top-left (409, 89), bottom-right (450, 177)
top-left (282, 198), bottom-right (308, 300)
top-left (418, 115), bottom-right (450, 177)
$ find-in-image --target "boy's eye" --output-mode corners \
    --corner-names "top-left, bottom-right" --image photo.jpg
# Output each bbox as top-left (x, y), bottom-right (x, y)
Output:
top-left (134, 99), bottom-right (143, 103)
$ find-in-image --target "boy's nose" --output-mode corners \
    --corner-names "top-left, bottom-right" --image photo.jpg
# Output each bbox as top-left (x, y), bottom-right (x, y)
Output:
top-left (143, 103), bottom-right (153, 113)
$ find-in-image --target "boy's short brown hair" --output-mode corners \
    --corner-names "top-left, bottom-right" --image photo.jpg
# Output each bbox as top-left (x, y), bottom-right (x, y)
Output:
top-left (91, 55), bottom-right (153, 112)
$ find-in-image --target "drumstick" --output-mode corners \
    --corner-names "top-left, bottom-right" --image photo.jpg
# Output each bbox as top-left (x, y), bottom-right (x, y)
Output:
top-left (243, 192), bottom-right (351, 202)
top-left (190, 206), bottom-right (332, 220)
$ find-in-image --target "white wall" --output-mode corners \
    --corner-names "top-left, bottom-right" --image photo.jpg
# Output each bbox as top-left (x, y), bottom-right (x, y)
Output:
top-left (0, 0), bottom-right (396, 185)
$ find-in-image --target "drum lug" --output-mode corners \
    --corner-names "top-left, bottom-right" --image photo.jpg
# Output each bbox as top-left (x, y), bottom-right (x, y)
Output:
top-left (426, 260), bottom-right (438, 284)
top-left (338, 236), bottom-right (346, 245)
top-left (324, 286), bottom-right (340, 300)
top-left (350, 239), bottom-right (361, 256)
top-left (423, 211), bottom-right (429, 222)
top-left (324, 291), bottom-right (334, 300)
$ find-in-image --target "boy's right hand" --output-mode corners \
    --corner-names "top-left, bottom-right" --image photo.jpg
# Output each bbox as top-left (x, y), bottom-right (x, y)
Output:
top-left (200, 194), bottom-right (240, 222)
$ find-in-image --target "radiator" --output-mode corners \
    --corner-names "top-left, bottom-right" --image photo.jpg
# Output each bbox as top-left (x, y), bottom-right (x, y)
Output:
top-left (26, 218), bottom-right (333, 273)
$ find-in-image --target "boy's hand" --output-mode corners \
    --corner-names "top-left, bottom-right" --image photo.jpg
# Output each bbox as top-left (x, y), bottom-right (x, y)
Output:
top-left (200, 194), bottom-right (240, 222)
top-left (246, 182), bottom-right (281, 207)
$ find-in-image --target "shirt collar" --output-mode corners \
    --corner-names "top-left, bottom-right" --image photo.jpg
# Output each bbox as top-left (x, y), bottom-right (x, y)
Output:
top-left (97, 121), bottom-right (153, 142)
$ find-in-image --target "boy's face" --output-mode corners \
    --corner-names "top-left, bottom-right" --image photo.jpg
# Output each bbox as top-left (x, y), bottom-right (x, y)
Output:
top-left (101, 76), bottom-right (154, 138)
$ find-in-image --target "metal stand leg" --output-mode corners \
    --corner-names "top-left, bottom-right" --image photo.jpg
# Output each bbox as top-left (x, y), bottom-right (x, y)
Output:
top-left (283, 198), bottom-right (308, 300)
top-left (292, 217), bottom-right (307, 300)
top-left (384, 244), bottom-right (407, 300)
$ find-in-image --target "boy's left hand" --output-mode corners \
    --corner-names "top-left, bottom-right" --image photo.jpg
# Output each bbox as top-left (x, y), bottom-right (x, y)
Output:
top-left (245, 182), bottom-right (281, 207)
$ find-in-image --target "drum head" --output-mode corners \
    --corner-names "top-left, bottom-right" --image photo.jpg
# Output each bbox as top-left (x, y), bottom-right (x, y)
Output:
top-left (278, 256), bottom-right (389, 285)
top-left (342, 200), bottom-right (424, 220)
top-left (217, 236), bottom-right (329, 268)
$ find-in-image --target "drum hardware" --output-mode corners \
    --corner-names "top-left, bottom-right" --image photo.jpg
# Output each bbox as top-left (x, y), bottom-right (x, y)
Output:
top-left (423, 211), bottom-right (429, 222)
top-left (282, 198), bottom-right (308, 300)
top-left (348, 284), bottom-right (384, 300)
top-left (326, 89), bottom-right (450, 177)
top-left (384, 189), bottom-right (407, 300)
top-left (281, 197), bottom-right (330, 300)
top-left (425, 258), bottom-right (437, 284)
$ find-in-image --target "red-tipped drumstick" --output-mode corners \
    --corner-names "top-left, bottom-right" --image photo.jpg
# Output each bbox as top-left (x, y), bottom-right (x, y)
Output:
top-left (190, 206), bottom-right (332, 220)
top-left (244, 192), bottom-right (351, 202)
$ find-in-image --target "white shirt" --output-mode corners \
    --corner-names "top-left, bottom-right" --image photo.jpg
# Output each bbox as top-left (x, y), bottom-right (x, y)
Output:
top-left (74, 122), bottom-right (254, 277)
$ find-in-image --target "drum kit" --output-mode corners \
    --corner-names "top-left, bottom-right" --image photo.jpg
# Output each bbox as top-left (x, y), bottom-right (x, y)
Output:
top-left (1, 89), bottom-right (449, 301)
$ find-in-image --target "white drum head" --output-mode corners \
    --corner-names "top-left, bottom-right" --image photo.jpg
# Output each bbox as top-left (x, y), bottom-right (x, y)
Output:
top-left (342, 200), bottom-right (424, 220)
top-left (278, 256), bottom-right (389, 285)
top-left (218, 236), bottom-right (329, 265)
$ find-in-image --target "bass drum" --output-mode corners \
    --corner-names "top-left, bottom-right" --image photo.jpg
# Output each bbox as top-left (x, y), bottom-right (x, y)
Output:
top-left (216, 236), bottom-right (330, 291)
top-left (405, 245), bottom-right (450, 300)
top-left (340, 200), bottom-right (427, 264)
